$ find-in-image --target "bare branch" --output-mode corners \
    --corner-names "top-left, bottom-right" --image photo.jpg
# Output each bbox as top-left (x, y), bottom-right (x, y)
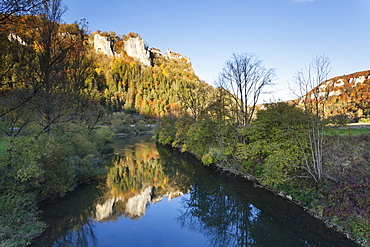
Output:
top-left (293, 55), bottom-right (331, 183)
top-left (218, 53), bottom-right (275, 125)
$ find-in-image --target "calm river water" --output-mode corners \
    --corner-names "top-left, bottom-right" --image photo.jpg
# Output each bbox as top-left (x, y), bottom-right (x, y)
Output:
top-left (30, 136), bottom-right (358, 247)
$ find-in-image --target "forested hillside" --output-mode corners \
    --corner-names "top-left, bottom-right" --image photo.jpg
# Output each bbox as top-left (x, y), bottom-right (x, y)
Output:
top-left (90, 31), bottom-right (216, 117)
top-left (297, 70), bottom-right (370, 122)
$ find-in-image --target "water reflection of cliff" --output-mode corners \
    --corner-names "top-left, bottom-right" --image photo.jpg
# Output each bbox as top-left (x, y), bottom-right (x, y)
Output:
top-left (95, 140), bottom-right (190, 221)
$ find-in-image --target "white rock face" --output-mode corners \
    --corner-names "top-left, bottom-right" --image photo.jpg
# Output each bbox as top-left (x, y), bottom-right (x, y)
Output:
top-left (93, 33), bottom-right (192, 68)
top-left (124, 36), bottom-right (152, 66)
top-left (94, 186), bottom-right (153, 220)
top-left (164, 49), bottom-right (191, 63)
top-left (94, 34), bottom-right (114, 56)
top-left (165, 191), bottom-right (184, 201)
top-left (353, 76), bottom-right (366, 86)
top-left (124, 186), bottom-right (153, 218)
top-left (8, 33), bottom-right (27, 45)
top-left (95, 197), bottom-right (117, 221)
top-left (334, 79), bottom-right (345, 87)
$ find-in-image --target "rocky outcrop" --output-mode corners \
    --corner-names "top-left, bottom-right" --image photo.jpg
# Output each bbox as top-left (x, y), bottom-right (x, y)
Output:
top-left (124, 186), bottom-right (152, 218)
top-left (164, 49), bottom-right (191, 63)
top-left (124, 36), bottom-right (152, 66)
top-left (150, 47), bottom-right (162, 56)
top-left (94, 186), bottom-right (188, 221)
top-left (94, 34), bottom-right (114, 56)
top-left (8, 33), bottom-right (27, 46)
top-left (93, 186), bottom-right (153, 221)
top-left (93, 33), bottom-right (191, 67)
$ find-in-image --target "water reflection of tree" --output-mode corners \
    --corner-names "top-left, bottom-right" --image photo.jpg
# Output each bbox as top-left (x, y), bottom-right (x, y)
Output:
top-left (52, 220), bottom-right (97, 247)
top-left (177, 181), bottom-right (261, 247)
top-left (30, 181), bottom-right (105, 246)
top-left (107, 156), bottom-right (165, 197)
top-left (159, 144), bottom-right (263, 246)
top-left (175, 170), bottom-right (358, 247)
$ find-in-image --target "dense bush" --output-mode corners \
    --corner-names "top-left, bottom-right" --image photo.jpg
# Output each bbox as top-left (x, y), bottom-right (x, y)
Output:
top-left (1, 123), bottom-right (113, 198)
top-left (0, 123), bottom-right (114, 246)
top-left (157, 116), bottom-right (237, 167)
top-left (0, 194), bottom-right (46, 247)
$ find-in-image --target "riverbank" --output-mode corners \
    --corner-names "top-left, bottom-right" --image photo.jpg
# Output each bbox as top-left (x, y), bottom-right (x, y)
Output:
top-left (156, 114), bottom-right (369, 246)
top-left (211, 162), bottom-right (366, 246)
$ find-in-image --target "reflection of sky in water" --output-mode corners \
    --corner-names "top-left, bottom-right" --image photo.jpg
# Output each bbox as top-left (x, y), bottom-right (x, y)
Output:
top-left (90, 195), bottom-right (208, 247)
top-left (248, 203), bottom-right (261, 223)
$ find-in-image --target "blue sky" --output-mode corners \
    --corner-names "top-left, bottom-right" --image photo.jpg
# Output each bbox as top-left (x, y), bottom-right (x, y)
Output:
top-left (62, 0), bottom-right (370, 102)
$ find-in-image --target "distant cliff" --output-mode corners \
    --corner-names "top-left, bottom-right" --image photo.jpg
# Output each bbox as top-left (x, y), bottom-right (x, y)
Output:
top-left (94, 34), bottom-right (115, 56)
top-left (92, 32), bottom-right (190, 67)
top-left (124, 34), bottom-right (151, 66)
top-left (299, 70), bottom-right (370, 120)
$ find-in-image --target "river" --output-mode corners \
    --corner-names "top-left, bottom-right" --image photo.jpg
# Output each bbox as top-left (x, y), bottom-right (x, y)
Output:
top-left (30, 136), bottom-right (358, 247)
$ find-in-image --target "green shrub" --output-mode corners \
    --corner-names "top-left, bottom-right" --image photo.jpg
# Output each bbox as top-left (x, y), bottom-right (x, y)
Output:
top-left (136, 120), bottom-right (147, 132)
top-left (0, 193), bottom-right (46, 247)
top-left (0, 138), bottom-right (7, 156)
top-left (89, 126), bottom-right (115, 150)
top-left (1, 122), bottom-right (111, 198)
top-left (157, 116), bottom-right (177, 145)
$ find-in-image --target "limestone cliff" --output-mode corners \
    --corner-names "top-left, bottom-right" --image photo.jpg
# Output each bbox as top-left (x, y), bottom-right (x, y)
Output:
top-left (94, 34), bottom-right (114, 56)
top-left (93, 33), bottom-right (191, 68)
top-left (124, 36), bottom-right (152, 66)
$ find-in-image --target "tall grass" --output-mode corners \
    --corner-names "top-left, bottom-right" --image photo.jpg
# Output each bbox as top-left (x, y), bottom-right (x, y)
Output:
top-left (325, 128), bottom-right (370, 136)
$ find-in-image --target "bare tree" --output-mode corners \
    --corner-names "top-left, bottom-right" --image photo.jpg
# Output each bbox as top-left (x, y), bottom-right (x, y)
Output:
top-left (218, 53), bottom-right (275, 125)
top-left (294, 55), bottom-right (332, 183)
top-left (0, 0), bottom-right (47, 24)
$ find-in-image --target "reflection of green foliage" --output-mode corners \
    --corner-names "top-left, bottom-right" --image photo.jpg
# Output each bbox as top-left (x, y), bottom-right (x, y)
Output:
top-left (107, 139), bottom-right (197, 203)
top-left (107, 155), bottom-right (166, 195)
top-left (156, 144), bottom-right (197, 193)
top-left (30, 180), bottom-right (105, 246)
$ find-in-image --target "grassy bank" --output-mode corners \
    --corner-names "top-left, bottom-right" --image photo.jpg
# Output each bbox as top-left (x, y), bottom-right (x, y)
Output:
top-left (325, 126), bottom-right (370, 136)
